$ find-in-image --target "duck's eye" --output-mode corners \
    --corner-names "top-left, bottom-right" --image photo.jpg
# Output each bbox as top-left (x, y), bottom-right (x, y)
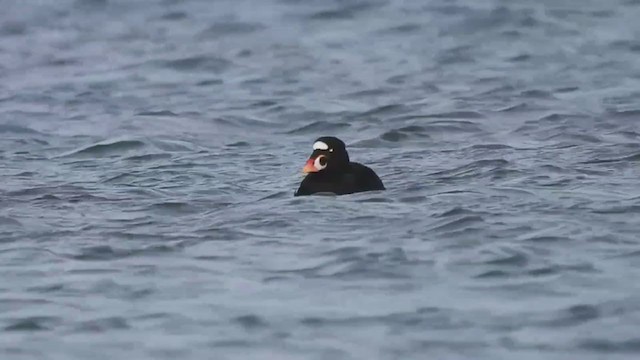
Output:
top-left (314, 155), bottom-right (328, 170)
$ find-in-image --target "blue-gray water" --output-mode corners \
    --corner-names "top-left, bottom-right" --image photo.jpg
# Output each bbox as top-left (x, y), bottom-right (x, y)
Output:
top-left (2, 0), bottom-right (640, 359)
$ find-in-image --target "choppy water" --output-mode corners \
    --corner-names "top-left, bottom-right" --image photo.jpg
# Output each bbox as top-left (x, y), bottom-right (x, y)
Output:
top-left (2, 0), bottom-right (640, 359)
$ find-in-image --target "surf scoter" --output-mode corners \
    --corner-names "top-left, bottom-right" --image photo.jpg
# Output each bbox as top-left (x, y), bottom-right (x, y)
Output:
top-left (294, 136), bottom-right (385, 196)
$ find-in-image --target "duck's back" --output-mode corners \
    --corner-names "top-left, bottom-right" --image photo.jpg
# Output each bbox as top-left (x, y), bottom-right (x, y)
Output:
top-left (346, 162), bottom-right (384, 192)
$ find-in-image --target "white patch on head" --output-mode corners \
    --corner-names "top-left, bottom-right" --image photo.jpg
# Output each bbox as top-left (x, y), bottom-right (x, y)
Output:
top-left (313, 141), bottom-right (329, 151)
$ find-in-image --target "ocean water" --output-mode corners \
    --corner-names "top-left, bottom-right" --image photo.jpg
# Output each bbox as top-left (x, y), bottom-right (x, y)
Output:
top-left (2, 0), bottom-right (640, 359)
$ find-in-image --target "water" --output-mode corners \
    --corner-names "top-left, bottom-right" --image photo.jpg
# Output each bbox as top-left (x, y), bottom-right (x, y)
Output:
top-left (2, 0), bottom-right (640, 358)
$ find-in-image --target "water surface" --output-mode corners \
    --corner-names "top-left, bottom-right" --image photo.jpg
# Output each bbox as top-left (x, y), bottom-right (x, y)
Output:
top-left (2, 0), bottom-right (640, 359)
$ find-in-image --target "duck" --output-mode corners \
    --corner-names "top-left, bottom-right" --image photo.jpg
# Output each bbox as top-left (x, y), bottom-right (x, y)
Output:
top-left (294, 136), bottom-right (385, 196)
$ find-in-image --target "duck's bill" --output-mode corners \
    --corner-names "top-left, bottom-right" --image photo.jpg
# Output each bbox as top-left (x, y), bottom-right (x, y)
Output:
top-left (303, 158), bottom-right (319, 173)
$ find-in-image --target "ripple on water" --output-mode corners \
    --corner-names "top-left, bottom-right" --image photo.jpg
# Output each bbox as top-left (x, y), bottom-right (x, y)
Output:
top-left (0, 21), bottom-right (27, 36)
top-left (542, 304), bottom-right (600, 328)
top-left (300, 307), bottom-right (467, 331)
top-left (274, 246), bottom-right (411, 280)
top-left (0, 216), bottom-right (23, 228)
top-left (124, 153), bottom-right (173, 162)
top-left (580, 152), bottom-right (640, 165)
top-left (379, 126), bottom-right (432, 142)
top-left (160, 11), bottom-right (188, 21)
top-left (0, 124), bottom-right (42, 134)
top-left (430, 159), bottom-right (511, 180)
top-left (233, 314), bottom-right (269, 330)
top-left (284, 121), bottom-right (351, 134)
top-left (579, 338), bottom-right (640, 353)
top-left (135, 110), bottom-right (179, 117)
top-left (70, 242), bottom-right (188, 261)
top-left (376, 23), bottom-right (422, 35)
top-left (148, 201), bottom-right (200, 215)
top-left (74, 317), bottom-right (131, 333)
top-left (429, 215), bottom-right (485, 233)
top-left (198, 22), bottom-right (265, 38)
top-left (153, 56), bottom-right (232, 73)
top-left (306, 2), bottom-right (379, 20)
top-left (58, 139), bottom-right (147, 158)
top-left (4, 316), bottom-right (61, 332)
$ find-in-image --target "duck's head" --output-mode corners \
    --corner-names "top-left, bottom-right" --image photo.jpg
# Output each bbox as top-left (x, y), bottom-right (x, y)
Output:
top-left (302, 136), bottom-right (350, 174)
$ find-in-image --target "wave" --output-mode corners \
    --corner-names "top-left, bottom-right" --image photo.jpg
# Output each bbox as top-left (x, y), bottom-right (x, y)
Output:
top-left (58, 139), bottom-right (147, 158)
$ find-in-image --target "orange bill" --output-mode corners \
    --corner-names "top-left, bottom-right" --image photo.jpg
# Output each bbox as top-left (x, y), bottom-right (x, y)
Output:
top-left (303, 158), bottom-right (318, 173)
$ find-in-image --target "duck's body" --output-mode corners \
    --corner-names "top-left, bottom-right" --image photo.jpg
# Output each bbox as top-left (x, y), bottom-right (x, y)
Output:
top-left (295, 161), bottom-right (384, 196)
top-left (294, 137), bottom-right (385, 196)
